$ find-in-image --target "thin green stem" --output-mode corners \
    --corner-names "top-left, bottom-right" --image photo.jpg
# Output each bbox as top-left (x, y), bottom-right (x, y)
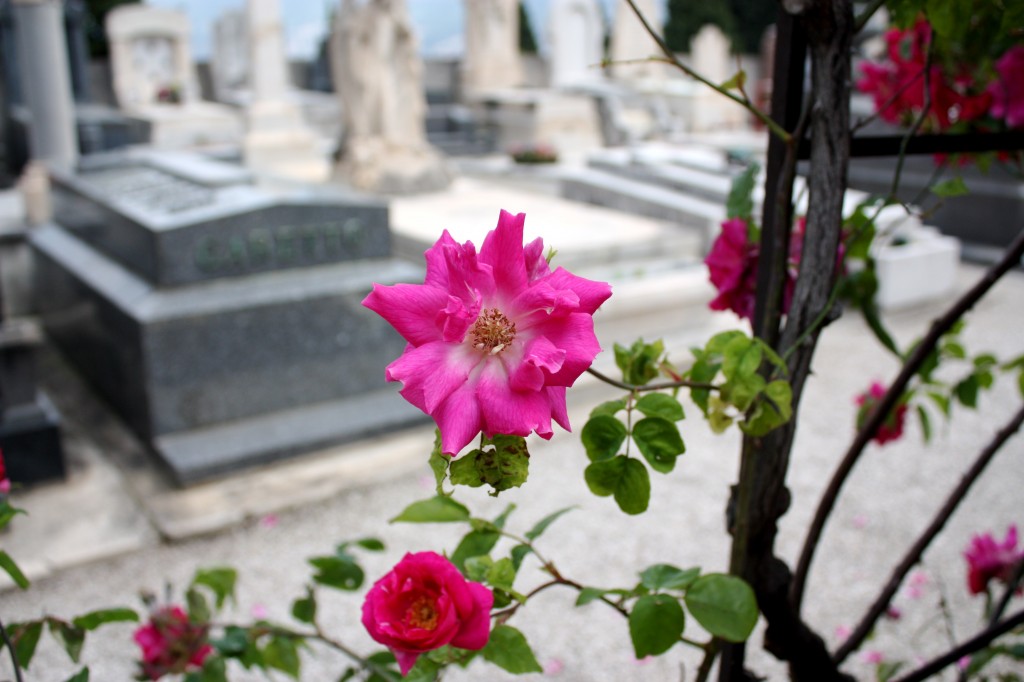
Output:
top-left (623, 0), bottom-right (790, 142)
top-left (0, 616), bottom-right (24, 682)
top-left (586, 367), bottom-right (717, 393)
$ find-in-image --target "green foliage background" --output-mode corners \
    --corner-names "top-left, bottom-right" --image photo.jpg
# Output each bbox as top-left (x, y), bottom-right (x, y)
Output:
top-left (663, 0), bottom-right (777, 54)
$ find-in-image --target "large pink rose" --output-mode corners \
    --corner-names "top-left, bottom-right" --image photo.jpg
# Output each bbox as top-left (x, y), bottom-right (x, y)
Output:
top-left (988, 45), bottom-right (1024, 129)
top-left (363, 210), bottom-right (612, 455)
top-left (964, 525), bottom-right (1024, 595)
top-left (854, 381), bottom-right (907, 445)
top-left (133, 605), bottom-right (212, 680)
top-left (362, 551), bottom-right (494, 675)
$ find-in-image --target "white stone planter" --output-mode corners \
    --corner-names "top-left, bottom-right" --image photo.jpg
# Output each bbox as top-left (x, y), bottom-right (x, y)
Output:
top-left (874, 225), bottom-right (961, 310)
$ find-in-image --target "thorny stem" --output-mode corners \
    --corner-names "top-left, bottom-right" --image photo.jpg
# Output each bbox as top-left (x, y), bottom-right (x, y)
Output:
top-left (0, 615), bottom-right (24, 682)
top-left (791, 227), bottom-right (1024, 614)
top-left (586, 367), bottom-right (717, 393)
top-left (833, 404), bottom-right (1024, 663)
top-left (891, 609), bottom-right (1024, 682)
top-left (623, 0), bottom-right (791, 142)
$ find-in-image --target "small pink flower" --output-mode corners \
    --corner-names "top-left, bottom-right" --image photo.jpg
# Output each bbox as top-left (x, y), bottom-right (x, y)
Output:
top-left (133, 605), bottom-right (212, 680)
top-left (852, 514), bottom-right (869, 529)
top-left (835, 625), bottom-right (851, 642)
top-left (964, 525), bottom-right (1024, 595)
top-left (855, 382), bottom-right (908, 445)
top-left (988, 46), bottom-right (1024, 129)
top-left (363, 211), bottom-right (612, 455)
top-left (251, 603), bottom-right (268, 619)
top-left (706, 217), bottom-right (759, 320)
top-left (258, 514), bottom-right (278, 529)
top-left (905, 569), bottom-right (929, 600)
top-left (544, 657), bottom-right (565, 675)
top-left (362, 551), bottom-right (493, 675)
top-left (958, 655), bottom-right (972, 671)
top-left (861, 650), bottom-right (885, 665)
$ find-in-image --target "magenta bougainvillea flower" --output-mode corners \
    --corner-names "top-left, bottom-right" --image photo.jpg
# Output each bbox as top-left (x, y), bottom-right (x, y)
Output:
top-left (704, 216), bottom-right (805, 321)
top-left (362, 551), bottom-right (493, 675)
top-left (363, 210), bottom-right (611, 455)
top-left (854, 381), bottom-right (908, 445)
top-left (964, 525), bottom-right (1024, 595)
top-left (0, 449), bottom-right (9, 495)
top-left (988, 45), bottom-right (1024, 129)
top-left (133, 605), bottom-right (212, 680)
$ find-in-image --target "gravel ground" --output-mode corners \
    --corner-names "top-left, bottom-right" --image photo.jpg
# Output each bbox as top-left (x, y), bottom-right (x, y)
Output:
top-left (2, 262), bottom-right (1023, 682)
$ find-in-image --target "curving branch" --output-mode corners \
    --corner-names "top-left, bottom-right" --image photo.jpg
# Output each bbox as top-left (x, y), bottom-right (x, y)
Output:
top-left (833, 404), bottom-right (1024, 663)
top-left (0, 616), bottom-right (25, 682)
top-left (791, 227), bottom-right (1024, 613)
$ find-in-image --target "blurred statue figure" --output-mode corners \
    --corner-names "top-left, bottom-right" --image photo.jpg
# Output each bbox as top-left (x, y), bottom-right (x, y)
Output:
top-left (330, 0), bottom-right (451, 193)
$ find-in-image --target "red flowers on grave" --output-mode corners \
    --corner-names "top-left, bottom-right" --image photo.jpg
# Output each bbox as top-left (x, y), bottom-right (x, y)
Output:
top-left (362, 551), bottom-right (493, 675)
top-left (854, 381), bottom-right (908, 445)
top-left (363, 210), bottom-right (612, 456)
top-left (133, 605), bottom-right (213, 680)
top-left (964, 525), bottom-right (1024, 595)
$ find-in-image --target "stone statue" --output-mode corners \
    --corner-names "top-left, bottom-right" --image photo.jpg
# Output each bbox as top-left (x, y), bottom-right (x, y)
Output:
top-left (330, 0), bottom-right (451, 193)
top-left (462, 0), bottom-right (522, 93)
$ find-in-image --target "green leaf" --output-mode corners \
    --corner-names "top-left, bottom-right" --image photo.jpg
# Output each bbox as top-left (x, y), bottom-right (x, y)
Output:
top-left (480, 625), bottom-right (543, 674)
top-left (581, 415), bottom-right (627, 462)
top-left (632, 417), bottom-right (685, 473)
top-left (720, 69), bottom-right (746, 92)
top-left (575, 587), bottom-right (607, 606)
top-left (584, 456), bottom-right (651, 514)
top-left (448, 437), bottom-right (531, 495)
top-left (71, 608), bottom-right (138, 631)
top-left (640, 564), bottom-right (700, 592)
top-left (391, 496), bottom-right (471, 523)
top-left (726, 163), bottom-right (759, 221)
top-left (487, 558), bottom-right (517, 591)
top-left (722, 335), bottom-right (761, 381)
top-left (925, 0), bottom-right (971, 40)
top-left (187, 587), bottom-right (211, 623)
top-left (192, 568), bottom-right (237, 610)
top-left (212, 626), bottom-right (250, 657)
top-left (687, 355), bottom-right (720, 415)
top-left (63, 669), bottom-right (90, 682)
top-left (291, 588), bottom-right (317, 624)
top-left (614, 339), bottom-right (665, 385)
top-left (741, 380), bottom-right (793, 436)
top-left (635, 394), bottom-right (685, 421)
top-left (942, 340), bottom-right (966, 359)
top-left (263, 636), bottom-right (301, 678)
top-left (355, 537), bottom-right (385, 552)
top-left (927, 390), bottom-right (951, 417)
top-left (629, 594), bottom-right (685, 658)
top-left (916, 405), bottom-right (932, 443)
top-left (492, 503), bottom-right (516, 530)
top-left (877, 660), bottom-right (904, 682)
top-left (49, 620), bottom-right (86, 663)
top-left (0, 550), bottom-right (29, 589)
top-left (510, 544), bottom-right (532, 571)
top-left (931, 176), bottom-right (969, 198)
top-left (684, 573), bottom-right (759, 642)
top-left (450, 529), bottom-right (500, 573)
top-left (464, 555), bottom-right (494, 583)
top-left (309, 555), bottom-right (364, 591)
top-left (590, 399), bottom-right (627, 418)
top-left (404, 656), bottom-right (442, 682)
top-left (198, 656), bottom-right (229, 682)
top-left (11, 620), bottom-right (43, 669)
top-left (525, 506), bottom-right (576, 541)
top-left (428, 431), bottom-right (449, 496)
top-left (955, 375), bottom-right (980, 408)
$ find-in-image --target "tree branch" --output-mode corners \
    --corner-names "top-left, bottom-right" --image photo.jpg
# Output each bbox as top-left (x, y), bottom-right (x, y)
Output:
top-left (791, 227), bottom-right (1024, 612)
top-left (833, 404), bottom-right (1024, 663)
top-left (0, 616), bottom-right (24, 682)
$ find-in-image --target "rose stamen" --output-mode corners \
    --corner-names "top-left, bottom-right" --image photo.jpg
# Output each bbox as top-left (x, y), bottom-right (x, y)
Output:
top-left (471, 308), bottom-right (515, 355)
top-left (406, 596), bottom-right (439, 630)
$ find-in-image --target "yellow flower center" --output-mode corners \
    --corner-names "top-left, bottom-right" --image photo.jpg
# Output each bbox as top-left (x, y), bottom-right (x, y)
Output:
top-left (406, 596), bottom-right (439, 630)
top-left (471, 308), bottom-right (516, 355)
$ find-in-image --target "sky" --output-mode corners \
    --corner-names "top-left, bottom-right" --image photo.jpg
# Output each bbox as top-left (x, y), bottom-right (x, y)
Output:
top-left (144, 0), bottom-right (667, 61)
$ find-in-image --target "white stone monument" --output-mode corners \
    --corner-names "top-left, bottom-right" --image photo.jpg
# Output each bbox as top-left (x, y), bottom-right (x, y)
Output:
top-left (689, 24), bottom-right (747, 131)
top-left (210, 9), bottom-right (248, 103)
top-left (242, 0), bottom-right (328, 181)
top-left (462, 0), bottom-right (523, 94)
top-left (330, 0), bottom-right (451, 193)
top-left (609, 0), bottom-right (663, 82)
top-left (547, 0), bottom-right (605, 88)
top-left (105, 5), bottom-right (242, 148)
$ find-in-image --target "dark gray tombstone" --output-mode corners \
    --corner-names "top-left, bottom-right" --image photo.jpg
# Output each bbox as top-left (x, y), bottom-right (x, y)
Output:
top-left (31, 149), bottom-right (426, 484)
